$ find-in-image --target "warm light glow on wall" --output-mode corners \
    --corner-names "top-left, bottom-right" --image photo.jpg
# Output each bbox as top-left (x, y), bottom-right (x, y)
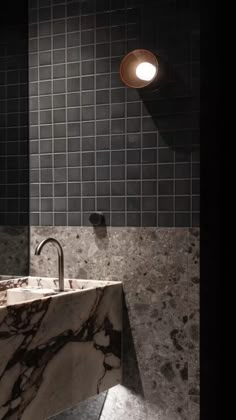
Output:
top-left (120, 49), bottom-right (159, 89)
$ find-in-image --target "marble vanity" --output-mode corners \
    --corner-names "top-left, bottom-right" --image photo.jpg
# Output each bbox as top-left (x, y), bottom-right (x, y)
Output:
top-left (0, 277), bottom-right (123, 420)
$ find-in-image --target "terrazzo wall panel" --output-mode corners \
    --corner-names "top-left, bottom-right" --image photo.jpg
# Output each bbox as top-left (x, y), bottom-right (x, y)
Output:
top-left (28, 0), bottom-right (200, 419)
top-left (31, 226), bottom-right (200, 420)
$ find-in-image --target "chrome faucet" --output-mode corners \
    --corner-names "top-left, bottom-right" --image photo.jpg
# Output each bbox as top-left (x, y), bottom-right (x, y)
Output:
top-left (35, 238), bottom-right (64, 292)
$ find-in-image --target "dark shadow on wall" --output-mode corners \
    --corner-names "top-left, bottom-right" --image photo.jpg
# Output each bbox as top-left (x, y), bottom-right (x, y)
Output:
top-left (139, 62), bottom-right (200, 153)
top-left (138, 0), bottom-right (200, 153)
top-left (0, 1), bottom-right (29, 276)
top-left (122, 301), bottom-right (144, 395)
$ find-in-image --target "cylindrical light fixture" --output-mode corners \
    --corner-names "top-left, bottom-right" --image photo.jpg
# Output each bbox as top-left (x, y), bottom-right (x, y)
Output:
top-left (120, 49), bottom-right (160, 89)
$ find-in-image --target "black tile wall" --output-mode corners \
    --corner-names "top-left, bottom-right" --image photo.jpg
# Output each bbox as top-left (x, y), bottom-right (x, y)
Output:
top-left (29, 0), bottom-right (200, 227)
top-left (0, 2), bottom-right (29, 226)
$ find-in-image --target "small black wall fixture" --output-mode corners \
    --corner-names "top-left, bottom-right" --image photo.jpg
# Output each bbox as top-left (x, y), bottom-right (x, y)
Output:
top-left (89, 212), bottom-right (105, 227)
top-left (120, 49), bottom-right (164, 91)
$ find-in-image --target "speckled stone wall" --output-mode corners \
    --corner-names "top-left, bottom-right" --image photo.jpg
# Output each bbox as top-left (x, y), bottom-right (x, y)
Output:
top-left (0, 226), bottom-right (29, 276)
top-left (31, 226), bottom-right (199, 420)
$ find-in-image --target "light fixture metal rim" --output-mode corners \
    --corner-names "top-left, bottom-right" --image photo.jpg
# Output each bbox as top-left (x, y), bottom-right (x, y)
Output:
top-left (120, 48), bottom-right (159, 89)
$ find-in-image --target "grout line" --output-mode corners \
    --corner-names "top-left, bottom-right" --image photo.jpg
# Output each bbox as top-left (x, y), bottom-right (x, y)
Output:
top-left (108, 13), bottom-right (112, 226)
top-left (65, 2), bottom-right (68, 226)
top-left (156, 132), bottom-right (159, 227)
top-left (50, 0), bottom-right (55, 227)
top-left (37, 0), bottom-right (41, 226)
top-left (94, 13), bottom-right (97, 212)
top-left (173, 133), bottom-right (176, 228)
top-left (79, 12), bottom-right (82, 227)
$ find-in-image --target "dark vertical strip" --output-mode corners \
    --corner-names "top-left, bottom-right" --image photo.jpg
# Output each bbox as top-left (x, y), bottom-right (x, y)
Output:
top-left (0, 1), bottom-right (29, 275)
top-left (201, 0), bottom-right (222, 417)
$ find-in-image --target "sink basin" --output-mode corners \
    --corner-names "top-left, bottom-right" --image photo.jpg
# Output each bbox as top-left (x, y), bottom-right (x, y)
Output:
top-left (0, 276), bottom-right (118, 306)
top-left (0, 276), bottom-right (123, 420)
top-left (6, 286), bottom-right (59, 305)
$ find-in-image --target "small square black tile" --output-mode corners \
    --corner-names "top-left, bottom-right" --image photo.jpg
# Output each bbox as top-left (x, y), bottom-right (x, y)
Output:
top-left (111, 88), bottom-right (125, 103)
top-left (142, 181), bottom-right (157, 196)
top-left (55, 213), bottom-right (67, 226)
top-left (41, 213), bottom-right (53, 226)
top-left (96, 105), bottom-right (109, 120)
top-left (68, 152), bottom-right (80, 167)
top-left (68, 93), bottom-right (80, 107)
top-left (111, 119), bottom-right (125, 134)
top-left (41, 198), bottom-right (53, 212)
top-left (97, 197), bottom-right (110, 211)
top-left (142, 197), bottom-right (157, 211)
top-left (158, 164), bottom-right (173, 179)
top-left (96, 90), bottom-right (109, 105)
top-left (158, 197), bottom-right (174, 212)
top-left (82, 166), bottom-right (95, 181)
top-left (55, 183), bottom-right (67, 197)
top-left (54, 198), bottom-right (67, 212)
top-left (127, 150), bottom-right (140, 164)
top-left (127, 213), bottom-right (140, 227)
top-left (82, 61), bottom-right (95, 75)
top-left (97, 166), bottom-right (110, 180)
top-left (111, 213), bottom-right (125, 226)
top-left (53, 20), bottom-right (66, 35)
top-left (96, 151), bottom-right (109, 166)
top-left (82, 137), bottom-right (94, 151)
top-left (68, 212), bottom-right (81, 226)
top-left (82, 182), bottom-right (95, 197)
top-left (127, 197), bottom-right (140, 211)
top-left (68, 198), bottom-right (81, 212)
top-left (68, 183), bottom-right (81, 197)
top-left (127, 165), bottom-right (140, 180)
top-left (175, 180), bottom-right (191, 195)
top-left (81, 30), bottom-right (95, 45)
top-left (96, 120), bottom-right (109, 135)
top-left (54, 168), bottom-right (66, 182)
top-left (111, 135), bottom-right (125, 150)
top-left (158, 213), bottom-right (174, 227)
top-left (142, 213), bottom-right (157, 227)
top-left (96, 74), bottom-right (110, 90)
top-left (68, 168), bottom-right (80, 181)
top-left (82, 91), bottom-right (95, 106)
top-left (175, 163), bottom-right (191, 179)
top-left (82, 198), bottom-right (95, 212)
top-left (142, 149), bottom-right (157, 164)
top-left (96, 58), bottom-right (110, 74)
top-left (175, 213), bottom-right (191, 227)
top-left (111, 182), bottom-right (125, 196)
top-left (97, 182), bottom-right (110, 196)
top-left (81, 45), bottom-right (94, 60)
top-left (111, 150), bottom-right (125, 165)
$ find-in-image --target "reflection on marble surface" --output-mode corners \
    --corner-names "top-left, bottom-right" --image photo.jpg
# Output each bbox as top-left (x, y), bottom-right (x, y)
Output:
top-left (0, 226), bottom-right (29, 276)
top-left (0, 277), bottom-right (122, 420)
top-left (30, 227), bottom-right (199, 420)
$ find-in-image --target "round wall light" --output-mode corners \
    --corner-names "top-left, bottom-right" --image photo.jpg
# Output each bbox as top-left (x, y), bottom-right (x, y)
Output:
top-left (120, 49), bottom-right (159, 89)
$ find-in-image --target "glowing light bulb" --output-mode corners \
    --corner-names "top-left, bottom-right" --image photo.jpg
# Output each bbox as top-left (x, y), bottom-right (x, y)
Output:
top-left (136, 62), bottom-right (157, 81)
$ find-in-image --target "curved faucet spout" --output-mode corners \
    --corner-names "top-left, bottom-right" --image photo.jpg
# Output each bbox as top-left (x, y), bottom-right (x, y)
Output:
top-left (35, 238), bottom-right (64, 292)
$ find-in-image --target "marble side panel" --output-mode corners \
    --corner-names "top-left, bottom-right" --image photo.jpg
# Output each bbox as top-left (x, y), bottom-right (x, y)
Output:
top-left (0, 279), bottom-right (122, 420)
top-left (30, 227), bottom-right (199, 420)
top-left (0, 227), bottom-right (29, 276)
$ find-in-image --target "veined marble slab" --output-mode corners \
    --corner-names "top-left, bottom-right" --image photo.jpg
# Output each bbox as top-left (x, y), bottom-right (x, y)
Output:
top-left (0, 277), bottom-right (123, 420)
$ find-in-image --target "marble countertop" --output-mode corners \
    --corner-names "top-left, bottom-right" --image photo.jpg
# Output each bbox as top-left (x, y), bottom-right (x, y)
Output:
top-left (0, 277), bottom-right (123, 420)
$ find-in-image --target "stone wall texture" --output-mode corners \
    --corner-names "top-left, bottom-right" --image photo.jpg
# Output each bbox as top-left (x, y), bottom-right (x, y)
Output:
top-left (31, 226), bottom-right (199, 420)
